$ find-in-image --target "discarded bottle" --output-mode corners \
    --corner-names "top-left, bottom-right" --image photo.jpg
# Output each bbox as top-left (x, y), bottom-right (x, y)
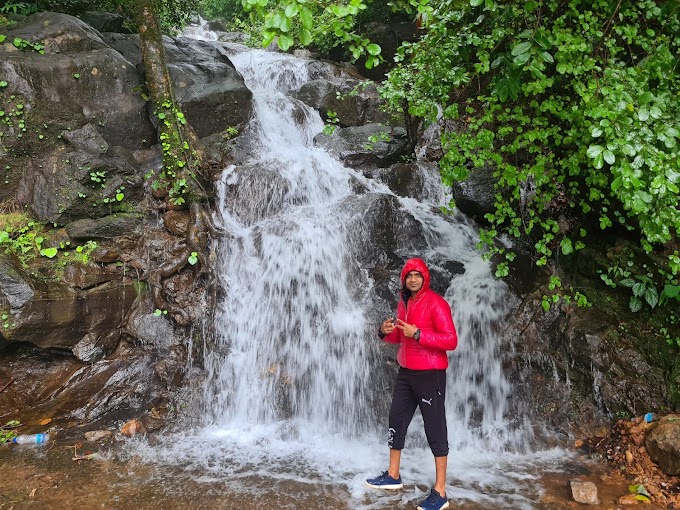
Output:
top-left (644, 413), bottom-right (656, 423)
top-left (12, 433), bottom-right (50, 444)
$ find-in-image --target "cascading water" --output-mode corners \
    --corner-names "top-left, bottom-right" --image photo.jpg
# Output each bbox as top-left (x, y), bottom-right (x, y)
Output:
top-left (141, 33), bottom-right (573, 509)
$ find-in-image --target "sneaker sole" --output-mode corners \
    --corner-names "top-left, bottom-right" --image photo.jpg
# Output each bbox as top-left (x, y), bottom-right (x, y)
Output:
top-left (365, 481), bottom-right (404, 490)
top-left (417, 500), bottom-right (449, 510)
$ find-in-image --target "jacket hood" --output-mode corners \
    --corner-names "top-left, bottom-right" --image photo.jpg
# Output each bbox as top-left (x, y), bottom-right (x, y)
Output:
top-left (400, 258), bottom-right (431, 292)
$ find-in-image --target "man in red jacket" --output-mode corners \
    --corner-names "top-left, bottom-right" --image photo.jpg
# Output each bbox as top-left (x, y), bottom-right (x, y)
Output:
top-left (366, 258), bottom-right (458, 510)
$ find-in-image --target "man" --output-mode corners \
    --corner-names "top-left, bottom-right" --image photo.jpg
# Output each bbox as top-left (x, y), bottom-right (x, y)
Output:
top-left (366, 258), bottom-right (458, 510)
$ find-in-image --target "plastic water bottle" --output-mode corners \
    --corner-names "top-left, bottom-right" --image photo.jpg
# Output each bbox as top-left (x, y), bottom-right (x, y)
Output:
top-left (12, 433), bottom-right (50, 444)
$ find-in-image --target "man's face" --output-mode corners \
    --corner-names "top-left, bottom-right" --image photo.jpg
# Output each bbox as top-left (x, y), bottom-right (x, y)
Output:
top-left (405, 271), bottom-right (424, 293)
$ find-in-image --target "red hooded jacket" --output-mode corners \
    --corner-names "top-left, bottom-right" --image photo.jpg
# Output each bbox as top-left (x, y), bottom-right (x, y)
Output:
top-left (381, 258), bottom-right (458, 370)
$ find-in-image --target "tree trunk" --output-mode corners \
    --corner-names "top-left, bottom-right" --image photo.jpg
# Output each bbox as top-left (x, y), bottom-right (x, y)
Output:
top-left (133, 0), bottom-right (215, 324)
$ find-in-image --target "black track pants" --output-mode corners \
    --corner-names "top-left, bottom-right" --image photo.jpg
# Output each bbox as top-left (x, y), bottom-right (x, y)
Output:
top-left (387, 367), bottom-right (448, 457)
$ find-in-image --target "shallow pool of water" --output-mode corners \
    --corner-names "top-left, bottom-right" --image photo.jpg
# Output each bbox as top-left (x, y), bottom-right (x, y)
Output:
top-left (0, 436), bottom-right (661, 510)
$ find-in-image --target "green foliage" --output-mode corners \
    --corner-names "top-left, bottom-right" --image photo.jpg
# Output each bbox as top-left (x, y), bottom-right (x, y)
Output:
top-left (28, 0), bottom-right (198, 34)
top-left (199, 0), bottom-right (248, 24)
top-left (0, 3), bottom-right (38, 15)
top-left (0, 214), bottom-right (50, 266)
top-left (377, 0), bottom-right (679, 322)
top-left (243, 0), bottom-right (383, 66)
top-left (322, 110), bottom-right (339, 135)
top-left (147, 100), bottom-right (198, 205)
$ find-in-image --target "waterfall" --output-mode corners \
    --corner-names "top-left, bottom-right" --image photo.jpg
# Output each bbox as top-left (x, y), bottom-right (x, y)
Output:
top-left (140, 41), bottom-right (571, 510)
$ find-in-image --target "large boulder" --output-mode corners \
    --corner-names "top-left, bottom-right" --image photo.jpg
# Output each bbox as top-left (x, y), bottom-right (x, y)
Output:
top-left (314, 124), bottom-right (409, 168)
top-left (1, 259), bottom-right (137, 361)
top-left (646, 417), bottom-right (680, 475)
top-left (0, 12), bottom-right (155, 151)
top-left (80, 10), bottom-right (132, 34)
top-left (102, 33), bottom-right (253, 138)
top-left (292, 78), bottom-right (395, 127)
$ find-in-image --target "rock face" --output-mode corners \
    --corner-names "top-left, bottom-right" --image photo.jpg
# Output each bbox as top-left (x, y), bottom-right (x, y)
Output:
top-left (0, 11), bottom-right (252, 431)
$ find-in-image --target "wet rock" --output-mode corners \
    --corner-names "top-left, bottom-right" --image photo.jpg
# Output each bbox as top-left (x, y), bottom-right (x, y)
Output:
top-left (1, 13), bottom-right (155, 150)
top-left (0, 255), bottom-right (33, 309)
top-left (2, 279), bottom-right (137, 359)
top-left (369, 162), bottom-right (444, 202)
top-left (219, 163), bottom-right (290, 226)
top-left (120, 418), bottom-right (145, 437)
top-left (570, 480), bottom-right (599, 505)
top-left (72, 329), bottom-right (122, 363)
top-left (17, 150), bottom-right (144, 224)
top-left (80, 11), bottom-right (131, 34)
top-left (292, 79), bottom-right (394, 127)
top-left (646, 417), bottom-right (680, 475)
top-left (451, 166), bottom-right (497, 223)
top-left (62, 123), bottom-right (109, 155)
top-left (139, 415), bottom-right (166, 433)
top-left (314, 124), bottom-right (409, 168)
top-left (92, 246), bottom-right (120, 263)
top-left (102, 33), bottom-right (253, 138)
top-left (163, 210), bottom-right (190, 236)
top-left (66, 213), bottom-right (144, 240)
top-left (62, 262), bottom-right (119, 289)
top-left (84, 430), bottom-right (114, 442)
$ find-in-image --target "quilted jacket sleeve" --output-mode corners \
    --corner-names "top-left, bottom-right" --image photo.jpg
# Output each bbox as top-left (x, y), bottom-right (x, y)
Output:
top-left (419, 294), bottom-right (458, 351)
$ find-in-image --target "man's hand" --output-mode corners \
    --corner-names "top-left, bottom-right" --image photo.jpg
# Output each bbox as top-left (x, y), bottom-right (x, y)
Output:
top-left (380, 317), bottom-right (396, 335)
top-left (396, 319), bottom-right (418, 338)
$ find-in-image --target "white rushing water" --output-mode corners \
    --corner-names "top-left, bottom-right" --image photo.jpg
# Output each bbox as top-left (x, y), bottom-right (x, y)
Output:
top-left (141, 33), bottom-right (571, 509)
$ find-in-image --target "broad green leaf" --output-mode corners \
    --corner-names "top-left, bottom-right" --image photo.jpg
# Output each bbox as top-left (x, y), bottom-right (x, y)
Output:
top-left (560, 237), bottom-right (573, 255)
top-left (632, 282), bottom-right (646, 297)
top-left (664, 285), bottom-right (680, 298)
top-left (366, 43), bottom-right (381, 56)
top-left (330, 5), bottom-right (348, 16)
top-left (39, 247), bottom-right (58, 258)
top-left (513, 52), bottom-right (530, 66)
top-left (511, 41), bottom-right (532, 56)
top-left (470, 0), bottom-right (483, 6)
top-left (277, 34), bottom-right (293, 50)
top-left (603, 150), bottom-right (615, 165)
top-left (586, 145), bottom-right (603, 158)
top-left (629, 296), bottom-right (642, 313)
top-left (540, 51), bottom-right (554, 63)
top-left (285, 3), bottom-right (299, 17)
top-left (300, 8), bottom-right (313, 31)
top-left (644, 287), bottom-right (659, 308)
top-left (593, 153), bottom-right (604, 169)
top-left (619, 278), bottom-right (636, 288)
top-left (262, 29), bottom-right (277, 48)
top-left (300, 28), bottom-right (312, 46)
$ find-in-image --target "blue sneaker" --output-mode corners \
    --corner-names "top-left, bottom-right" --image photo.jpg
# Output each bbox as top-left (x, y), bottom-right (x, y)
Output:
top-left (365, 471), bottom-right (403, 490)
top-left (417, 489), bottom-right (449, 510)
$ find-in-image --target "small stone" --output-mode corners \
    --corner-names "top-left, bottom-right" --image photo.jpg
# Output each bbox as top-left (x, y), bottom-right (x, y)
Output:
top-left (618, 493), bottom-right (640, 505)
top-left (626, 450), bottom-right (634, 463)
top-left (85, 430), bottom-right (114, 442)
top-left (570, 480), bottom-right (600, 505)
top-left (120, 418), bottom-right (145, 437)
